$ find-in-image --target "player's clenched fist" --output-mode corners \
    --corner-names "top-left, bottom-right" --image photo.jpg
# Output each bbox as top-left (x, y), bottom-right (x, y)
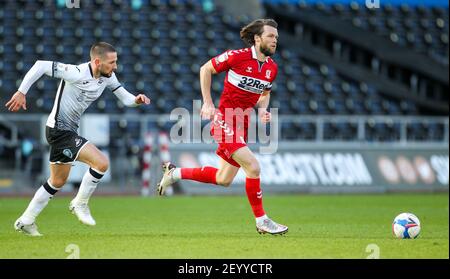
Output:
top-left (201, 101), bottom-right (216, 120)
top-left (259, 109), bottom-right (271, 123)
top-left (134, 94), bottom-right (151, 105)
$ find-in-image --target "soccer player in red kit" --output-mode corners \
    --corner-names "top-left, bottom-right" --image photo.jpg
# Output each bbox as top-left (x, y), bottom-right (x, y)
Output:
top-left (157, 19), bottom-right (288, 235)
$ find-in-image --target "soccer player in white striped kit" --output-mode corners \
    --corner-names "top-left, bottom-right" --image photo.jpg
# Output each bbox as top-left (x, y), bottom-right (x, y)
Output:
top-left (5, 42), bottom-right (150, 236)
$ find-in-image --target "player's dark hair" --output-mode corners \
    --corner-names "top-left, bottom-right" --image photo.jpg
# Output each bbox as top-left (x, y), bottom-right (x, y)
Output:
top-left (240, 19), bottom-right (278, 46)
top-left (90, 42), bottom-right (116, 59)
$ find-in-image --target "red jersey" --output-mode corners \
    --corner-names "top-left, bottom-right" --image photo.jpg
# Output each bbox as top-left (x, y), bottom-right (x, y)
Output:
top-left (211, 45), bottom-right (278, 112)
top-left (209, 46), bottom-right (278, 166)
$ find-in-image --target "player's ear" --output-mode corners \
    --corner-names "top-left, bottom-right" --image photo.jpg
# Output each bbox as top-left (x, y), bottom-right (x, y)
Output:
top-left (254, 34), bottom-right (260, 44)
top-left (94, 57), bottom-right (101, 66)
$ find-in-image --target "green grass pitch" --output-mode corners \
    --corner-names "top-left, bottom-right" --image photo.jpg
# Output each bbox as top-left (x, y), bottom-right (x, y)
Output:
top-left (0, 193), bottom-right (448, 258)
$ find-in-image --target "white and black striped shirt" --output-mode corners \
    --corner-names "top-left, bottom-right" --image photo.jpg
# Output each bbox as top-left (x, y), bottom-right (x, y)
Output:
top-left (18, 60), bottom-right (137, 132)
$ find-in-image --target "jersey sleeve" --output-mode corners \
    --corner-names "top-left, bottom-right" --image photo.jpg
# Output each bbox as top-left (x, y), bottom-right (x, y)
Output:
top-left (112, 87), bottom-right (138, 107)
top-left (18, 60), bottom-right (81, 94)
top-left (106, 72), bottom-right (122, 92)
top-left (108, 73), bottom-right (136, 106)
top-left (211, 50), bottom-right (235, 73)
top-left (52, 62), bottom-right (83, 83)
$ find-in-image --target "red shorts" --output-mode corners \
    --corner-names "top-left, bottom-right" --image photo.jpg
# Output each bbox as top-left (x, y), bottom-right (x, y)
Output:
top-left (210, 111), bottom-right (248, 168)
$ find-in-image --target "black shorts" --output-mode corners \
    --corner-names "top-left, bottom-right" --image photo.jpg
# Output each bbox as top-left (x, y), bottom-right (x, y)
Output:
top-left (45, 127), bottom-right (89, 164)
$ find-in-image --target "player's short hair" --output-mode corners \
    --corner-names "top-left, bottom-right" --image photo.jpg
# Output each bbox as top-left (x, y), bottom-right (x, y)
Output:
top-left (240, 19), bottom-right (278, 46)
top-left (90, 42), bottom-right (116, 59)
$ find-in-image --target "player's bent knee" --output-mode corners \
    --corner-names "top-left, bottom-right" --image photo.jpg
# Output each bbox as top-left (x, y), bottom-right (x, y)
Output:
top-left (50, 178), bottom-right (67, 188)
top-left (246, 161), bottom-right (260, 178)
top-left (95, 159), bottom-right (109, 173)
top-left (216, 175), bottom-right (233, 187)
top-left (217, 179), bottom-right (232, 187)
top-left (93, 155), bottom-right (109, 173)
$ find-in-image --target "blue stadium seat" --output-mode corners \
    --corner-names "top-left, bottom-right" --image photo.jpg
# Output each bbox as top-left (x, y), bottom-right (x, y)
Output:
top-left (0, 1), bottom-right (445, 141)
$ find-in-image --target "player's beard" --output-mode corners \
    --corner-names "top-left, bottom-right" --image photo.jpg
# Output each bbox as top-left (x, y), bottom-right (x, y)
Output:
top-left (100, 69), bottom-right (113, 78)
top-left (101, 71), bottom-right (112, 78)
top-left (260, 44), bottom-right (275, 57)
top-left (99, 64), bottom-right (113, 78)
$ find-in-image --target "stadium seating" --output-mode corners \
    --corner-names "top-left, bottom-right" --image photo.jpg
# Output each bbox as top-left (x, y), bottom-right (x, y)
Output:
top-left (0, 0), bottom-right (447, 142)
top-left (266, 1), bottom-right (448, 66)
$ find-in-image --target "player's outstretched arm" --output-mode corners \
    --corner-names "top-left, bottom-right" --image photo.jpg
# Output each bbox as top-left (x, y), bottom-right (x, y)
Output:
top-left (108, 72), bottom-right (150, 107)
top-left (112, 87), bottom-right (150, 107)
top-left (5, 60), bottom-right (54, 112)
top-left (5, 60), bottom-right (82, 112)
top-left (16, 60), bottom-right (53, 95)
top-left (16, 60), bottom-right (81, 95)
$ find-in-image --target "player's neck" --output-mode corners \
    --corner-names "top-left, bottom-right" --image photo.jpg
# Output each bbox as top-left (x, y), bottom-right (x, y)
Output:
top-left (89, 62), bottom-right (101, 79)
top-left (92, 69), bottom-right (101, 79)
top-left (254, 47), bottom-right (267, 63)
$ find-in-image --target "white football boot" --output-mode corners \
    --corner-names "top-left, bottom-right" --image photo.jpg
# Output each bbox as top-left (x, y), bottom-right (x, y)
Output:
top-left (69, 200), bottom-right (96, 226)
top-left (157, 162), bottom-right (176, 196)
top-left (256, 218), bottom-right (288, 235)
top-left (14, 219), bottom-right (43, 237)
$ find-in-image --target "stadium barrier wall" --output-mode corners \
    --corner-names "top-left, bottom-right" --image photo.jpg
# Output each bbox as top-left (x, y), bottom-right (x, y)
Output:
top-left (167, 143), bottom-right (449, 195)
top-left (0, 114), bottom-right (448, 195)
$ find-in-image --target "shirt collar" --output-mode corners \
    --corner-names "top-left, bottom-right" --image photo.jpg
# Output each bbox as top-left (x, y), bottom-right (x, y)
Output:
top-left (251, 45), bottom-right (269, 62)
top-left (251, 45), bottom-right (257, 59)
top-left (88, 63), bottom-right (94, 78)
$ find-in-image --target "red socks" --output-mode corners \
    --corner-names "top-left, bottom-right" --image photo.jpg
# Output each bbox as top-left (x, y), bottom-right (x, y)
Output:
top-left (245, 177), bottom-right (265, 218)
top-left (181, 167), bottom-right (218, 184)
top-left (180, 168), bottom-right (265, 218)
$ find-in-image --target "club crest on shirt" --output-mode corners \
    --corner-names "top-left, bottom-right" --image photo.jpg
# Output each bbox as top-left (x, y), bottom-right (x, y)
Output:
top-left (265, 70), bottom-right (271, 79)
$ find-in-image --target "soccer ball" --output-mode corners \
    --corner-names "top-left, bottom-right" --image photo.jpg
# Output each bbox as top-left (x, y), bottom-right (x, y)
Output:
top-left (392, 213), bottom-right (421, 239)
